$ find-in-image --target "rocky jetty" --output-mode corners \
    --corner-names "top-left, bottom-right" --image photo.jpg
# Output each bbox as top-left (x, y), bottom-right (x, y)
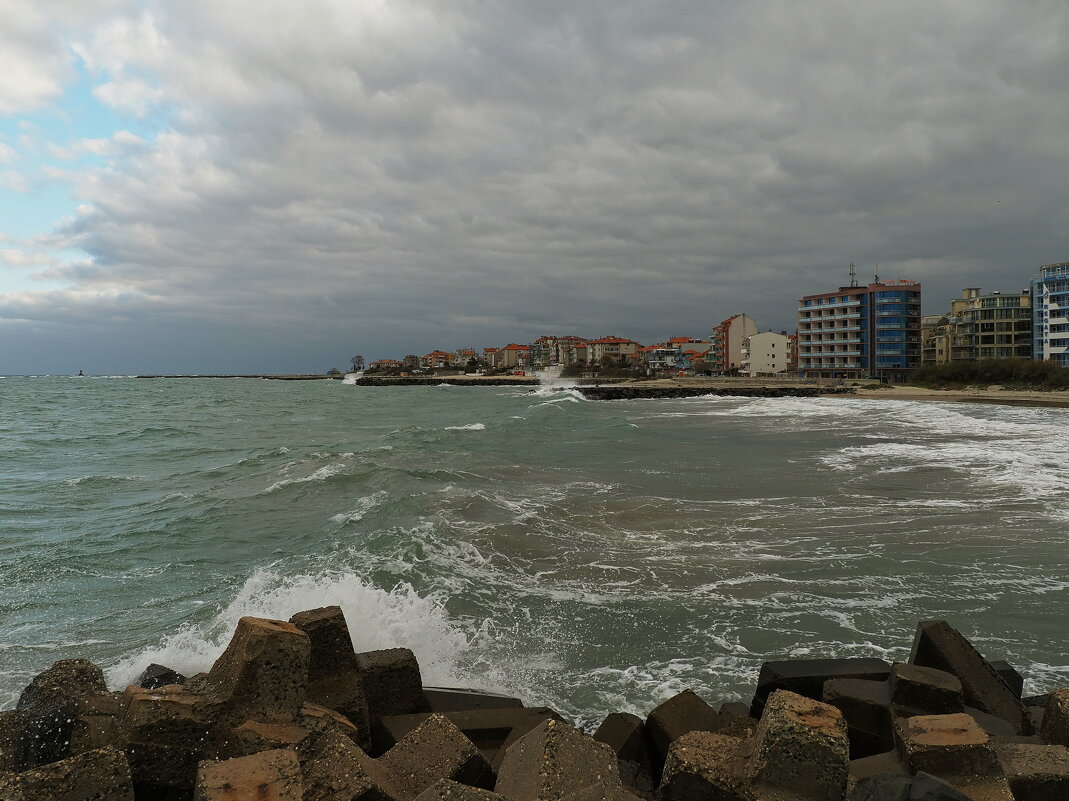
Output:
top-left (577, 386), bottom-right (855, 401)
top-left (1, 613), bottom-right (1066, 800)
top-left (355, 377), bottom-right (541, 387)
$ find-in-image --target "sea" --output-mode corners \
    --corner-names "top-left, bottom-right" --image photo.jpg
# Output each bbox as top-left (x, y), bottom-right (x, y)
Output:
top-left (1, 375), bottom-right (1066, 727)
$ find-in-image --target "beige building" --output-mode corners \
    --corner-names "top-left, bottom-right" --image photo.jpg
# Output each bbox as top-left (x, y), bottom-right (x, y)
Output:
top-left (711, 314), bottom-right (759, 373)
top-left (922, 288), bottom-right (1032, 364)
top-left (741, 331), bottom-right (789, 376)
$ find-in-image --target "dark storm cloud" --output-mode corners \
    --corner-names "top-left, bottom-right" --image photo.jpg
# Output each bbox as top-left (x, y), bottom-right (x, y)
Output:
top-left (2, 0), bottom-right (1068, 373)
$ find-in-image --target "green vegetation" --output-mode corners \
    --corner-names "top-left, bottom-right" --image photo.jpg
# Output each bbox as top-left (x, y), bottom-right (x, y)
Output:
top-left (910, 359), bottom-right (1069, 390)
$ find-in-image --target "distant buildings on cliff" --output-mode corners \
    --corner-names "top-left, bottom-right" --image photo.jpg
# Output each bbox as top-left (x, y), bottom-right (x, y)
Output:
top-left (365, 260), bottom-right (1067, 379)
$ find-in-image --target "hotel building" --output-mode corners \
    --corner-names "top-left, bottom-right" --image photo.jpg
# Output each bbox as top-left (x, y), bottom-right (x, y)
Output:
top-left (921, 288), bottom-right (1032, 364)
top-left (710, 314), bottom-right (759, 373)
top-left (798, 278), bottom-right (921, 382)
top-left (1032, 262), bottom-right (1069, 367)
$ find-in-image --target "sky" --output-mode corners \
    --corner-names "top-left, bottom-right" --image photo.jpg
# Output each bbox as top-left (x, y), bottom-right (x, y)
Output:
top-left (1, 0), bottom-right (1067, 375)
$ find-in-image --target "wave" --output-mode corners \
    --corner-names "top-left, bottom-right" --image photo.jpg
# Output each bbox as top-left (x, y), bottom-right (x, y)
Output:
top-left (444, 423), bottom-right (486, 431)
top-left (330, 491), bottom-right (390, 524)
top-left (107, 570), bottom-right (475, 691)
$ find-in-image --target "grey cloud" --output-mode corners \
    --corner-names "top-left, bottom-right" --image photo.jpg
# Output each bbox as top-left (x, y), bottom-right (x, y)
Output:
top-left (2, 0), bottom-right (1068, 373)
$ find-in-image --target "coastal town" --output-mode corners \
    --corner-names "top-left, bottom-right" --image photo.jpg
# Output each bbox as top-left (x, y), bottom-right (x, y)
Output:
top-left (362, 261), bottom-right (1069, 385)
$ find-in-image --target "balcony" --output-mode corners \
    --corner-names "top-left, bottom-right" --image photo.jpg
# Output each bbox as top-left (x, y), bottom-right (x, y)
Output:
top-left (798, 300), bottom-right (860, 312)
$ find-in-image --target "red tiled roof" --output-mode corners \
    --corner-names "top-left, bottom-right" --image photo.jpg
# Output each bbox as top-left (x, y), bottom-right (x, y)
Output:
top-left (589, 336), bottom-right (637, 345)
top-left (503, 343), bottom-right (529, 351)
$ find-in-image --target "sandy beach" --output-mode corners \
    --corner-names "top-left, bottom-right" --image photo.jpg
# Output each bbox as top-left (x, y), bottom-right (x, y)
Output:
top-left (849, 384), bottom-right (1069, 408)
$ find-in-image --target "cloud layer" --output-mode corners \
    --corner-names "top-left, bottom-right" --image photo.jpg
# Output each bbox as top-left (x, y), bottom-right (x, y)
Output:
top-left (2, 0), bottom-right (1068, 373)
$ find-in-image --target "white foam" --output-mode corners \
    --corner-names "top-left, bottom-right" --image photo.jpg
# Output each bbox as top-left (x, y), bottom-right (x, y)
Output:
top-left (262, 458), bottom-right (353, 493)
top-left (107, 570), bottom-right (474, 690)
top-left (444, 423), bottom-right (486, 431)
top-left (330, 491), bottom-right (390, 524)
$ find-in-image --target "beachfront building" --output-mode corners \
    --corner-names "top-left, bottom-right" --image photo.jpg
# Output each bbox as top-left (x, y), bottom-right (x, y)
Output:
top-left (528, 335), bottom-right (587, 367)
top-left (420, 350), bottom-right (454, 369)
top-left (369, 358), bottom-right (404, 372)
top-left (710, 314), bottom-right (759, 374)
top-left (488, 343), bottom-right (530, 369)
top-left (786, 333), bottom-right (798, 371)
top-left (922, 288), bottom-right (1032, 364)
top-left (1032, 261), bottom-right (1069, 367)
top-left (740, 331), bottom-right (789, 376)
top-left (797, 278), bottom-right (921, 382)
top-left (586, 336), bottom-right (640, 366)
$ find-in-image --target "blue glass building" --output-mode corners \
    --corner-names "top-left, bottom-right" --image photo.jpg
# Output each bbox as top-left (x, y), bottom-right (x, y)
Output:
top-left (1031, 262), bottom-right (1069, 367)
top-left (798, 279), bottom-right (922, 382)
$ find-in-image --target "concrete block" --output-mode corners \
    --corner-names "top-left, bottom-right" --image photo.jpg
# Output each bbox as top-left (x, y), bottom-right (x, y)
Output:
top-left (137, 663), bottom-right (187, 689)
top-left (995, 742), bottom-right (1069, 801)
top-left (963, 707), bottom-right (1017, 738)
top-left (301, 730), bottom-right (396, 801)
top-left (415, 779), bottom-right (506, 801)
top-left (746, 690), bottom-right (850, 800)
top-left (290, 606), bottom-right (371, 749)
top-left (195, 748), bottom-right (303, 801)
top-left (16, 659), bottom-right (109, 769)
top-left (194, 616), bottom-right (311, 723)
top-left (68, 692), bottom-right (127, 757)
top-left (823, 678), bottom-right (894, 758)
top-left (593, 713), bottom-right (650, 768)
top-left (987, 661), bottom-right (1024, 700)
top-left (356, 649), bottom-right (430, 723)
top-left (226, 719), bottom-right (313, 760)
top-left (909, 622), bottom-right (1026, 734)
top-left (906, 772), bottom-right (974, 800)
top-left (0, 746), bottom-right (134, 801)
top-left (121, 683), bottom-right (219, 794)
top-left (750, 658), bottom-right (890, 718)
top-left (658, 731), bottom-right (751, 801)
top-left (1040, 689), bottom-right (1069, 746)
top-left (380, 714), bottom-right (494, 798)
top-left (495, 719), bottom-right (619, 801)
top-left (560, 782), bottom-right (642, 801)
top-left (424, 689), bottom-right (524, 714)
top-left (847, 750), bottom-right (908, 799)
top-left (300, 701), bottom-right (361, 741)
top-left (888, 664), bottom-right (963, 715)
top-left (372, 708), bottom-right (564, 769)
top-left (0, 710), bottom-right (28, 773)
top-left (894, 713), bottom-right (999, 777)
top-left (645, 690), bottom-right (729, 776)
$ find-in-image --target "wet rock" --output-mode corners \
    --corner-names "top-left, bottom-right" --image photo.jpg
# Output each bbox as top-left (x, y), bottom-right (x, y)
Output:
top-left (194, 747), bottom-right (303, 801)
top-left (16, 659), bottom-right (109, 769)
top-left (750, 658), bottom-right (891, 718)
top-left (356, 649), bottom-right (430, 724)
top-left (414, 779), bottom-right (506, 801)
top-left (495, 719), bottom-right (619, 801)
top-left (593, 713), bottom-right (654, 795)
top-left (894, 713), bottom-right (1000, 777)
top-left (190, 616), bottom-right (311, 723)
top-left (645, 690), bottom-right (730, 777)
top-left (909, 621), bottom-right (1027, 734)
top-left (659, 731), bottom-right (750, 801)
top-left (290, 606), bottom-right (372, 749)
top-left (301, 730), bottom-right (397, 801)
top-left (1041, 689), bottom-right (1069, 747)
top-left (0, 746), bottom-right (133, 801)
top-left (379, 714), bottom-right (494, 798)
top-left (823, 678), bottom-right (895, 759)
top-left (747, 690), bottom-right (850, 800)
top-left (889, 664), bottom-right (964, 716)
top-left (137, 663), bottom-right (187, 690)
top-left (68, 692), bottom-right (127, 757)
top-left (995, 742), bottom-right (1069, 801)
top-left (372, 707), bottom-right (564, 769)
top-left (0, 710), bottom-right (28, 773)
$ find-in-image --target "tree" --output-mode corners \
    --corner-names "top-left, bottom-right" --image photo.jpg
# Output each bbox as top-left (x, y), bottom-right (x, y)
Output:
top-left (350, 355), bottom-right (365, 372)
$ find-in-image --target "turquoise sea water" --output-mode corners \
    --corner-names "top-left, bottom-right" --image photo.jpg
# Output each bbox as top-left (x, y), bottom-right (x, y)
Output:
top-left (1, 376), bottom-right (1066, 725)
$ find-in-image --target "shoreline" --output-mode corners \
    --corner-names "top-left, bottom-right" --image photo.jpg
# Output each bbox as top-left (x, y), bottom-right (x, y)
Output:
top-left (848, 384), bottom-right (1069, 409)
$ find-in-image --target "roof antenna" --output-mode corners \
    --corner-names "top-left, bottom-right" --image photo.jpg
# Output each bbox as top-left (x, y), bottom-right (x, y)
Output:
top-left (874, 264), bottom-right (880, 284)
top-left (848, 262), bottom-right (858, 288)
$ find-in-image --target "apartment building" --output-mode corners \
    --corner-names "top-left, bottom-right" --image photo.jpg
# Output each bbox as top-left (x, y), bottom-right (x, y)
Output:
top-left (528, 335), bottom-right (587, 367)
top-left (797, 278), bottom-right (921, 382)
top-left (921, 288), bottom-right (1032, 364)
top-left (741, 331), bottom-right (789, 376)
top-left (586, 336), bottom-right (640, 365)
top-left (710, 314), bottom-right (759, 373)
top-left (1032, 262), bottom-right (1069, 367)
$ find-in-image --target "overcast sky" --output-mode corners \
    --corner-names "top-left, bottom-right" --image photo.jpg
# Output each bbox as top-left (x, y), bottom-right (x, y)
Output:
top-left (1, 0), bottom-right (1067, 374)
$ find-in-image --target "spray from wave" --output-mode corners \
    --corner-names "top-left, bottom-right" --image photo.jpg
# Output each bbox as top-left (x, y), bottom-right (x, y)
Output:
top-left (106, 570), bottom-right (475, 690)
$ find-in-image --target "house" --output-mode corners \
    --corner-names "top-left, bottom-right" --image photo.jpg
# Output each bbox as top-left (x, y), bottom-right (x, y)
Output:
top-left (741, 331), bottom-right (789, 376)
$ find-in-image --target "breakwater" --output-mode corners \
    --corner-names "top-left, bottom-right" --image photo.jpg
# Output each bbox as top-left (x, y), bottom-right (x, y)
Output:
top-left (355, 376), bottom-right (541, 387)
top-left (1, 612), bottom-right (1065, 800)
